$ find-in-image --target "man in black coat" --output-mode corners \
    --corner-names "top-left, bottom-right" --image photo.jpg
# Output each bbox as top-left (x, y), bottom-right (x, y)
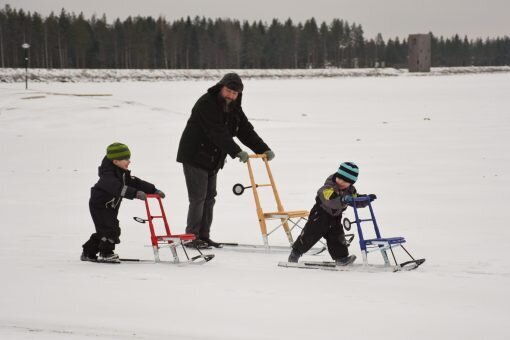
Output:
top-left (177, 73), bottom-right (274, 248)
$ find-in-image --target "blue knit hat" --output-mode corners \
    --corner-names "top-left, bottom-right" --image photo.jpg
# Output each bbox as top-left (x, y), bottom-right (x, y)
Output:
top-left (337, 162), bottom-right (359, 184)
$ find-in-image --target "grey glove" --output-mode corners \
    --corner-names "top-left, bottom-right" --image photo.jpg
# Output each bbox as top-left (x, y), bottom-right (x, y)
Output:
top-left (264, 150), bottom-right (275, 161)
top-left (136, 191), bottom-right (147, 200)
top-left (155, 189), bottom-right (165, 199)
top-left (236, 151), bottom-right (249, 163)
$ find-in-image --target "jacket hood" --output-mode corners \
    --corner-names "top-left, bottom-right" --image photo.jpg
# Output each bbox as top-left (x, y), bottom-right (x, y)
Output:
top-left (98, 156), bottom-right (129, 177)
top-left (217, 72), bottom-right (244, 92)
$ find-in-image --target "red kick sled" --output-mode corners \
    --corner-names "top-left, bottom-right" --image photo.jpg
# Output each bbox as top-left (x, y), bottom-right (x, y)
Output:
top-left (131, 194), bottom-right (214, 264)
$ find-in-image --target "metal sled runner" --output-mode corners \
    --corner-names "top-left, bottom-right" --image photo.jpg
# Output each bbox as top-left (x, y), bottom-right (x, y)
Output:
top-left (132, 194), bottom-right (214, 264)
top-left (342, 196), bottom-right (425, 271)
top-left (232, 154), bottom-right (325, 253)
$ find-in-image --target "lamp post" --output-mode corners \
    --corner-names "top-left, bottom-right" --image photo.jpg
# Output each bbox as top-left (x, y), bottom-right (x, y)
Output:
top-left (21, 42), bottom-right (30, 90)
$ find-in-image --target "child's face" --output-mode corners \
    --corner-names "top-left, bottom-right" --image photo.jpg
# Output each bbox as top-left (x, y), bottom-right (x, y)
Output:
top-left (335, 177), bottom-right (351, 190)
top-left (113, 159), bottom-right (130, 170)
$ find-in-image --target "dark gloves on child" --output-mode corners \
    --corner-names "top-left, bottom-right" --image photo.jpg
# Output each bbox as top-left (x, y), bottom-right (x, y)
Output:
top-left (155, 189), bottom-right (165, 198)
top-left (236, 151), bottom-right (249, 163)
top-left (342, 195), bottom-right (354, 204)
top-left (368, 194), bottom-right (377, 202)
top-left (264, 150), bottom-right (275, 161)
top-left (136, 191), bottom-right (147, 200)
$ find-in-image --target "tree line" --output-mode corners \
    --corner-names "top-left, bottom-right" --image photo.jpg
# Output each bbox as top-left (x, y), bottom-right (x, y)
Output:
top-left (1, 5), bottom-right (509, 69)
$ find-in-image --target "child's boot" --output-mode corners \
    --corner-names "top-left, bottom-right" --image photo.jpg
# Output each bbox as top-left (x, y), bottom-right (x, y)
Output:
top-left (335, 254), bottom-right (356, 266)
top-left (288, 249), bottom-right (302, 263)
top-left (98, 252), bottom-right (120, 263)
top-left (80, 252), bottom-right (98, 262)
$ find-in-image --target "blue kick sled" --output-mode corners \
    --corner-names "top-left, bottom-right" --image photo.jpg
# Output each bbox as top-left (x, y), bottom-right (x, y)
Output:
top-left (279, 195), bottom-right (425, 272)
top-left (342, 196), bottom-right (425, 271)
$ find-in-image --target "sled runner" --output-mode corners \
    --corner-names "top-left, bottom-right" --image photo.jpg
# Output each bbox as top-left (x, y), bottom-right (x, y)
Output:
top-left (217, 243), bottom-right (325, 255)
top-left (231, 154), bottom-right (325, 254)
top-left (342, 196), bottom-right (425, 271)
top-left (132, 194), bottom-right (214, 264)
top-left (277, 260), bottom-right (420, 272)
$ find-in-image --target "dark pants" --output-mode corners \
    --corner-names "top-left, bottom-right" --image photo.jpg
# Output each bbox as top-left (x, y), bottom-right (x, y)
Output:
top-left (183, 163), bottom-right (217, 239)
top-left (82, 202), bottom-right (121, 256)
top-left (292, 203), bottom-right (349, 260)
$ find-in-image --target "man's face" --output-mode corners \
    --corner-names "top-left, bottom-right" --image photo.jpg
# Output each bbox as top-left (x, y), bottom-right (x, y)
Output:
top-left (220, 86), bottom-right (239, 103)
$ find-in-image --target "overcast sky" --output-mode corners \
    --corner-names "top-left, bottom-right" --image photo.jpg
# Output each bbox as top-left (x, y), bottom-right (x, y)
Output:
top-left (2, 0), bottom-right (509, 39)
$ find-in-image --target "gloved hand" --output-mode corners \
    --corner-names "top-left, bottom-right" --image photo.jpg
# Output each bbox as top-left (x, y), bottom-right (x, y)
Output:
top-left (236, 151), bottom-right (249, 163)
top-left (368, 194), bottom-right (377, 202)
top-left (155, 189), bottom-right (165, 199)
top-left (264, 150), bottom-right (275, 161)
top-left (136, 191), bottom-right (147, 200)
top-left (342, 195), bottom-right (354, 204)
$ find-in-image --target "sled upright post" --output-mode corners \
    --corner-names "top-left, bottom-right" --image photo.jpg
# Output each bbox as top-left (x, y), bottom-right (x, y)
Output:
top-left (242, 154), bottom-right (309, 249)
top-left (136, 194), bottom-right (214, 264)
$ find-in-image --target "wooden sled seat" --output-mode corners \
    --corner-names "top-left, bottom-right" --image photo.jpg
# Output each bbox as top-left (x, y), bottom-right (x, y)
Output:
top-left (263, 210), bottom-right (309, 219)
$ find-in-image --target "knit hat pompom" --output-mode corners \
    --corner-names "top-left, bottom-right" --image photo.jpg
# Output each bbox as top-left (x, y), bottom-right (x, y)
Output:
top-left (337, 162), bottom-right (359, 184)
top-left (106, 142), bottom-right (131, 160)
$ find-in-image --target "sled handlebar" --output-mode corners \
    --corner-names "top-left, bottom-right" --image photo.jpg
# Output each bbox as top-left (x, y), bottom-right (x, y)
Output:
top-left (352, 196), bottom-right (371, 202)
top-left (249, 154), bottom-right (267, 159)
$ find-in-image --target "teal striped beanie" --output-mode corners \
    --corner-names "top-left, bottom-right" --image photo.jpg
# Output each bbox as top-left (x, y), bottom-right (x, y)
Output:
top-left (106, 142), bottom-right (131, 160)
top-left (337, 162), bottom-right (359, 184)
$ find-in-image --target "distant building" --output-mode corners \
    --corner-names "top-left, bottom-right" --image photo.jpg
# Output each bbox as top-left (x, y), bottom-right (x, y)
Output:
top-left (408, 34), bottom-right (431, 72)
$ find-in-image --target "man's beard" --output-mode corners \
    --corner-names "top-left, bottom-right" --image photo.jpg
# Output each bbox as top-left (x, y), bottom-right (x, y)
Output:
top-left (219, 95), bottom-right (233, 112)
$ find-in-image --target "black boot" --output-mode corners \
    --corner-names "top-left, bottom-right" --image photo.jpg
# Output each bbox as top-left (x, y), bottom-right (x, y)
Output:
top-left (288, 249), bottom-right (302, 263)
top-left (335, 254), bottom-right (356, 266)
top-left (98, 252), bottom-right (120, 263)
top-left (80, 252), bottom-right (98, 262)
top-left (184, 239), bottom-right (211, 249)
top-left (200, 237), bottom-right (223, 248)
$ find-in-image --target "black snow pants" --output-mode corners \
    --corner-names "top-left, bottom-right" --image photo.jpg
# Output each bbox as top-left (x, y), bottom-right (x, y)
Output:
top-left (292, 203), bottom-right (349, 260)
top-left (82, 200), bottom-right (121, 256)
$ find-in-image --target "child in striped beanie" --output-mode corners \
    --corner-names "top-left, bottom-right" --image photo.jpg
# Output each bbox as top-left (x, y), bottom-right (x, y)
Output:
top-left (288, 162), bottom-right (375, 266)
top-left (81, 143), bottom-right (165, 263)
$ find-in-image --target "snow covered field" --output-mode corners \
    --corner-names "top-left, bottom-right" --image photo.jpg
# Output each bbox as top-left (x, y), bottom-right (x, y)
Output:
top-left (1, 72), bottom-right (509, 339)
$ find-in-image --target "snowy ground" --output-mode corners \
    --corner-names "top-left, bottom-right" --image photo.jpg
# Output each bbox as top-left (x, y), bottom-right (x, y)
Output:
top-left (1, 73), bottom-right (509, 339)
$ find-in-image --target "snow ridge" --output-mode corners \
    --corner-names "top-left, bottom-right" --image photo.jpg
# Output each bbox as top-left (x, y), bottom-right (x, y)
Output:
top-left (1, 66), bottom-right (509, 83)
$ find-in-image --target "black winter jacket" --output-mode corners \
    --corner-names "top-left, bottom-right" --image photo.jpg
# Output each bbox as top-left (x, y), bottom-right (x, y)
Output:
top-left (176, 84), bottom-right (270, 171)
top-left (89, 157), bottom-right (156, 210)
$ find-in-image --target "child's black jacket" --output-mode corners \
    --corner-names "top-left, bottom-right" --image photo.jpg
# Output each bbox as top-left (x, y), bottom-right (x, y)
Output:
top-left (90, 156), bottom-right (156, 210)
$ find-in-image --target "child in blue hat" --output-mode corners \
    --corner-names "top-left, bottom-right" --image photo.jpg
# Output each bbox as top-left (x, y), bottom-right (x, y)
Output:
top-left (288, 162), bottom-right (375, 266)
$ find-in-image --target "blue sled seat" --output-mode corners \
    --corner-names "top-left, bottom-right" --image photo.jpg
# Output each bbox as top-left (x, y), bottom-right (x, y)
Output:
top-left (365, 237), bottom-right (406, 246)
